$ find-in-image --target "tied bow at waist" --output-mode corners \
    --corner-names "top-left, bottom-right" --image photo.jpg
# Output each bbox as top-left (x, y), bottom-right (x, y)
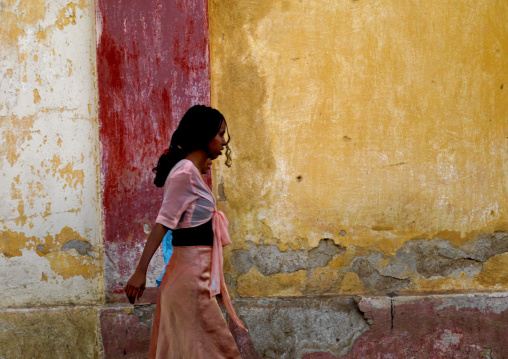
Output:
top-left (211, 209), bottom-right (247, 331)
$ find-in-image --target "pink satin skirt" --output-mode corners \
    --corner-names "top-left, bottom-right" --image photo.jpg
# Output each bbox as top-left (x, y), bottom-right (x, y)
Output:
top-left (148, 246), bottom-right (242, 359)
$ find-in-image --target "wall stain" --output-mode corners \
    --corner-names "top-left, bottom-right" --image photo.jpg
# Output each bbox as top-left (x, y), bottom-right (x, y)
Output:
top-left (10, 178), bottom-right (27, 226)
top-left (17, 0), bottom-right (46, 25)
top-left (33, 88), bottom-right (41, 103)
top-left (2, 115), bottom-right (36, 167)
top-left (210, 0), bottom-right (277, 249)
top-left (0, 11), bottom-right (23, 48)
top-left (218, 176), bottom-right (226, 201)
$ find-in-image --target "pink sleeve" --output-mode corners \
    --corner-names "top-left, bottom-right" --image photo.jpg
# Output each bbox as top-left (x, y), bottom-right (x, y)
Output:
top-left (156, 171), bottom-right (196, 229)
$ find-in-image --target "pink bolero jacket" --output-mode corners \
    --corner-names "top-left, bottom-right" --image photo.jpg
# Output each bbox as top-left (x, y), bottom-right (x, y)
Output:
top-left (156, 159), bottom-right (246, 330)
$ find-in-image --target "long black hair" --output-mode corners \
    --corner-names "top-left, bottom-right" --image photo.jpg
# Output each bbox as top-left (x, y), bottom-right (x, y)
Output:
top-left (153, 105), bottom-right (231, 187)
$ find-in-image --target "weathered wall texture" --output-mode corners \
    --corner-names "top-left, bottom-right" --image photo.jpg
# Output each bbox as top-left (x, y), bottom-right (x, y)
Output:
top-left (2, 0), bottom-right (507, 358)
top-left (1, 0), bottom-right (102, 307)
top-left (0, 306), bottom-right (101, 358)
top-left (1, 0), bottom-right (102, 357)
top-left (234, 294), bottom-right (508, 359)
top-left (209, 0), bottom-right (508, 297)
top-left (98, 293), bottom-right (508, 359)
top-left (95, 0), bottom-right (210, 302)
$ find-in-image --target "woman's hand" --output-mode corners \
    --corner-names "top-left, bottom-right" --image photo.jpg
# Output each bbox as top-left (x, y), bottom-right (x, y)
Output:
top-left (123, 223), bottom-right (168, 304)
top-left (124, 269), bottom-right (147, 304)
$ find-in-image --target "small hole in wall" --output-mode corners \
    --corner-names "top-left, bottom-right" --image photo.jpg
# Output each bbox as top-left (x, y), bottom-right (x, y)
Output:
top-left (296, 175), bottom-right (302, 182)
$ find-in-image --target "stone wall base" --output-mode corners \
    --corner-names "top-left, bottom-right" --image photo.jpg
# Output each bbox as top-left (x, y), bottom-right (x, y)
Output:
top-left (2, 293), bottom-right (507, 358)
top-left (0, 306), bottom-right (101, 358)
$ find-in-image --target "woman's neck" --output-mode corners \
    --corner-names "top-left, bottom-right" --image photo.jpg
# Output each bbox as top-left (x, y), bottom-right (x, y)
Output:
top-left (185, 150), bottom-right (208, 174)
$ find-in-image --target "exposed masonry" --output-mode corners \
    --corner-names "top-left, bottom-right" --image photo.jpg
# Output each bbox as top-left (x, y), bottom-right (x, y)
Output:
top-left (381, 231), bottom-right (508, 280)
top-left (36, 239), bottom-right (94, 257)
top-left (233, 296), bottom-right (370, 359)
top-left (351, 231), bottom-right (508, 292)
top-left (231, 238), bottom-right (345, 276)
top-left (218, 177), bottom-right (226, 201)
top-left (133, 304), bottom-right (156, 328)
top-left (231, 231), bottom-right (508, 294)
top-left (434, 293), bottom-right (508, 314)
top-left (61, 239), bottom-right (93, 257)
top-left (350, 259), bottom-right (409, 293)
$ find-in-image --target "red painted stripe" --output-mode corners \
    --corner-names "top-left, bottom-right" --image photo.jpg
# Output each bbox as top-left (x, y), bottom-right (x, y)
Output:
top-left (96, 0), bottom-right (210, 298)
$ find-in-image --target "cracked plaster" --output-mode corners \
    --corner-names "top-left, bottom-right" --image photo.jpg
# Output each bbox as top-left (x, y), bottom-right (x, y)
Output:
top-left (231, 231), bottom-right (508, 297)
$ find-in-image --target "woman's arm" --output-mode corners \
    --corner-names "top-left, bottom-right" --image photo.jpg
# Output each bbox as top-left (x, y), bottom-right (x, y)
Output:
top-left (124, 223), bottom-right (168, 304)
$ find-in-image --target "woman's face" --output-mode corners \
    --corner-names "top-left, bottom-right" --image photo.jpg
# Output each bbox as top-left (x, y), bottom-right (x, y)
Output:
top-left (208, 120), bottom-right (227, 159)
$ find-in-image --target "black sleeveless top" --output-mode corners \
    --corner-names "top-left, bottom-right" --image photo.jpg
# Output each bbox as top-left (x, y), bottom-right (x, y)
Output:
top-left (172, 219), bottom-right (213, 246)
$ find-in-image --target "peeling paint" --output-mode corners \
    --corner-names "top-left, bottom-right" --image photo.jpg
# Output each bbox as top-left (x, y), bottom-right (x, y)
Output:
top-left (211, 0), bottom-right (508, 297)
top-left (61, 238), bottom-right (93, 257)
top-left (1, 0), bottom-right (102, 309)
top-left (476, 253), bottom-right (508, 288)
top-left (56, 3), bottom-right (78, 30)
top-left (231, 231), bottom-right (508, 297)
top-left (339, 272), bottom-right (365, 294)
top-left (231, 238), bottom-right (345, 276)
top-left (237, 267), bottom-right (307, 297)
top-left (1, 226), bottom-right (99, 281)
top-left (0, 230), bottom-right (36, 258)
top-left (96, 0), bottom-right (211, 298)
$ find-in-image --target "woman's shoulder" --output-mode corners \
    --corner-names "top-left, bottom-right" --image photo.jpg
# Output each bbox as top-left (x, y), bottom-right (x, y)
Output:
top-left (168, 159), bottom-right (200, 180)
top-left (162, 160), bottom-right (195, 189)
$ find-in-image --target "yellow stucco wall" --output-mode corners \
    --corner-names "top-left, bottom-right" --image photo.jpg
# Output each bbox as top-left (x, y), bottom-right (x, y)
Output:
top-left (1, 0), bottom-right (103, 307)
top-left (210, 0), bottom-right (508, 296)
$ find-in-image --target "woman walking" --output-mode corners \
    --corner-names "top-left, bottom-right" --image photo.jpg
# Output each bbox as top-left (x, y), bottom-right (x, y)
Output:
top-left (124, 105), bottom-right (245, 358)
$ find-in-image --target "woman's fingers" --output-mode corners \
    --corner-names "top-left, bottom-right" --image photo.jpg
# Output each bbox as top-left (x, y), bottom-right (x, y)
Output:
top-left (128, 288), bottom-right (138, 304)
top-left (124, 283), bottom-right (139, 304)
top-left (124, 271), bottom-right (146, 304)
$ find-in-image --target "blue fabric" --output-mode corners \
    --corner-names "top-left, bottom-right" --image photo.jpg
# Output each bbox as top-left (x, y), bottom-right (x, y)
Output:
top-left (156, 230), bottom-right (173, 287)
